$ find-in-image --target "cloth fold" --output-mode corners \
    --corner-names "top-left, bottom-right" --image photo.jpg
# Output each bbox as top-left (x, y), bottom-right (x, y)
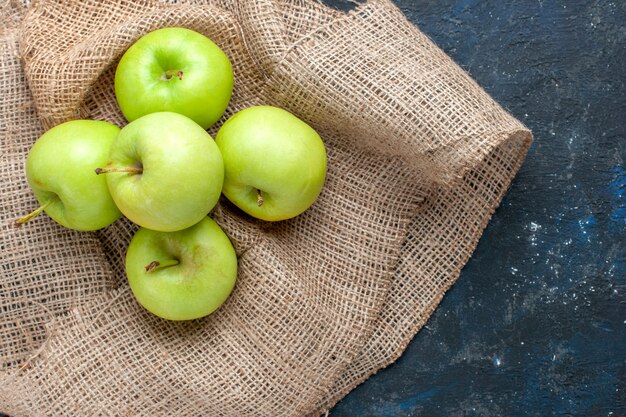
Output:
top-left (0, 0), bottom-right (531, 415)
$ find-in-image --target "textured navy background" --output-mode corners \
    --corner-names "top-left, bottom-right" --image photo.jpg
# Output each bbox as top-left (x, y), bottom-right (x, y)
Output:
top-left (2, 1), bottom-right (624, 417)
top-left (324, 0), bottom-right (626, 416)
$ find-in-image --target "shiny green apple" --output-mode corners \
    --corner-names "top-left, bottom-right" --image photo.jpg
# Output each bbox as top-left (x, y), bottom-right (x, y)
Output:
top-left (97, 112), bottom-right (223, 232)
top-left (126, 217), bottom-right (237, 321)
top-left (115, 27), bottom-right (233, 129)
top-left (18, 119), bottom-right (122, 231)
top-left (215, 106), bottom-right (327, 221)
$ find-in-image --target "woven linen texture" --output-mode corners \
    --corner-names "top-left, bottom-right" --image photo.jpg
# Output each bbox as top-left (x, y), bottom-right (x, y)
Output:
top-left (0, 0), bottom-right (531, 415)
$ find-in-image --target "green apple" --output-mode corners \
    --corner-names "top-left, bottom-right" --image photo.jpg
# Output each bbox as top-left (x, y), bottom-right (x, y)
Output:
top-left (115, 27), bottom-right (233, 129)
top-left (16, 120), bottom-right (122, 231)
top-left (126, 216), bottom-right (237, 321)
top-left (96, 112), bottom-right (223, 232)
top-left (215, 106), bottom-right (327, 221)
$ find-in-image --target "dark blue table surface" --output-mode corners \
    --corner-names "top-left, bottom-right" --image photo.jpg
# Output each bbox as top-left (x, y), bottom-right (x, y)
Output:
top-left (326, 0), bottom-right (626, 416)
top-left (2, 2), bottom-right (623, 417)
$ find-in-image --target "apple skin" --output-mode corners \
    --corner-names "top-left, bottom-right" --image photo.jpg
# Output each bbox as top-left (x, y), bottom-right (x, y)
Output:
top-left (103, 112), bottom-right (224, 232)
top-left (126, 217), bottom-right (237, 321)
top-left (24, 120), bottom-right (122, 231)
top-left (115, 27), bottom-right (233, 129)
top-left (215, 106), bottom-right (327, 221)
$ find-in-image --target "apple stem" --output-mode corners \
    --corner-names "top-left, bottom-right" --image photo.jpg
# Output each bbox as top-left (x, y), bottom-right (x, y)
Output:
top-left (145, 259), bottom-right (180, 273)
top-left (256, 189), bottom-right (264, 207)
top-left (14, 198), bottom-right (55, 226)
top-left (95, 167), bottom-right (143, 175)
top-left (164, 69), bottom-right (183, 80)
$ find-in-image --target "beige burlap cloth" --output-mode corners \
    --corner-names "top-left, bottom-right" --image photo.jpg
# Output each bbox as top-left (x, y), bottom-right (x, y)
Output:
top-left (0, 0), bottom-right (532, 415)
